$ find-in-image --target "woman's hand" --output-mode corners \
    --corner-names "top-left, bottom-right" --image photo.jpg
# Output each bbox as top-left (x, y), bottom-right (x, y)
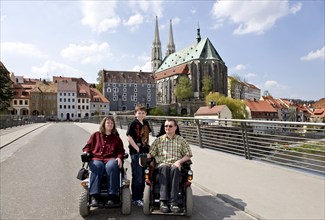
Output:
top-left (116, 157), bottom-right (123, 168)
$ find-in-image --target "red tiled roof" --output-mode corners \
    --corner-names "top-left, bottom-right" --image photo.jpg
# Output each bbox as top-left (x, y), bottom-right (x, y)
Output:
top-left (244, 99), bottom-right (277, 112)
top-left (154, 63), bottom-right (189, 80)
top-left (90, 87), bottom-right (109, 103)
top-left (195, 105), bottom-right (227, 115)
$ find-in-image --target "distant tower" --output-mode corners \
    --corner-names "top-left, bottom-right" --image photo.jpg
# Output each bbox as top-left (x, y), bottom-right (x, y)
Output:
top-left (196, 22), bottom-right (201, 43)
top-left (151, 16), bottom-right (162, 72)
top-left (166, 19), bottom-right (175, 57)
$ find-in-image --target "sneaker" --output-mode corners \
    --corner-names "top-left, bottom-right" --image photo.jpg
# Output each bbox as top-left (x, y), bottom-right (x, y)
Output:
top-left (160, 201), bottom-right (170, 213)
top-left (132, 199), bottom-right (144, 207)
top-left (170, 204), bottom-right (180, 213)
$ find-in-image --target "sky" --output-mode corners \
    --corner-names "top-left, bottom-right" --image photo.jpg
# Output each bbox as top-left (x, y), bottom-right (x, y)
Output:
top-left (1, 0), bottom-right (324, 101)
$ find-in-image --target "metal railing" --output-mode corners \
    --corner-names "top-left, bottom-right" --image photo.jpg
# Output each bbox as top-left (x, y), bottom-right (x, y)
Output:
top-left (0, 115), bottom-right (47, 129)
top-left (81, 115), bottom-right (325, 175)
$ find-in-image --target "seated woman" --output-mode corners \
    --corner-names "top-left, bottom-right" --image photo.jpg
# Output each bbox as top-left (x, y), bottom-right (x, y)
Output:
top-left (82, 116), bottom-right (125, 207)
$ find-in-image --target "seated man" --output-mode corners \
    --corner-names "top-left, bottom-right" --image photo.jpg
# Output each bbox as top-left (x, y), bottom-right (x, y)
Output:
top-left (147, 119), bottom-right (192, 213)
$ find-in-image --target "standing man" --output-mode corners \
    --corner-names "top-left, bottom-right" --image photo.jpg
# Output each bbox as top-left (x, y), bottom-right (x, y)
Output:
top-left (127, 104), bottom-right (151, 207)
top-left (148, 119), bottom-right (192, 213)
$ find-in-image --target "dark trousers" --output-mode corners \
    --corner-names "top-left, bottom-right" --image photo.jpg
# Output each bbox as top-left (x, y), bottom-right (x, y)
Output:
top-left (158, 164), bottom-right (180, 205)
top-left (131, 153), bottom-right (145, 200)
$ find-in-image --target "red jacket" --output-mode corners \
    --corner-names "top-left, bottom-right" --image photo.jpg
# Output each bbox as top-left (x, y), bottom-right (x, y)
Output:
top-left (83, 131), bottom-right (125, 163)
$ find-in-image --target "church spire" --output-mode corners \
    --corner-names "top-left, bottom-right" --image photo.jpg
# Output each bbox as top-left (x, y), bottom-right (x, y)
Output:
top-left (151, 16), bottom-right (162, 72)
top-left (196, 22), bottom-right (201, 43)
top-left (166, 19), bottom-right (175, 57)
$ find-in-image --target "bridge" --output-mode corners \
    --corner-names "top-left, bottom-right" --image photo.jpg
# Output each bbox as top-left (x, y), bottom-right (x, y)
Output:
top-left (1, 119), bottom-right (324, 220)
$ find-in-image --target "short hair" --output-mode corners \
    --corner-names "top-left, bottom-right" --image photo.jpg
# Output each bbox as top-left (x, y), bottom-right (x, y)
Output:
top-left (134, 104), bottom-right (147, 113)
top-left (99, 116), bottom-right (119, 135)
top-left (165, 118), bottom-right (178, 127)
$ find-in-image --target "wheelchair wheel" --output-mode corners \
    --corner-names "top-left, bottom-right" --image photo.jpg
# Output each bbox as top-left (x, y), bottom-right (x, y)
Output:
top-left (143, 184), bottom-right (151, 215)
top-left (121, 187), bottom-right (131, 215)
top-left (186, 187), bottom-right (193, 216)
top-left (79, 187), bottom-right (90, 217)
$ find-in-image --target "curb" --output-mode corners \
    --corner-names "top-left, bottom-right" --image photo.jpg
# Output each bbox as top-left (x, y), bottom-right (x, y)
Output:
top-left (0, 123), bottom-right (49, 150)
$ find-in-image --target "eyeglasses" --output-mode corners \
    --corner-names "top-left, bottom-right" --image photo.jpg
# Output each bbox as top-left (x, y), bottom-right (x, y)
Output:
top-left (164, 125), bottom-right (174, 128)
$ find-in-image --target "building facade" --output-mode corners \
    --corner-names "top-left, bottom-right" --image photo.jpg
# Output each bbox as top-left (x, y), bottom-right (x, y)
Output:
top-left (152, 17), bottom-right (228, 104)
top-left (101, 70), bottom-right (156, 111)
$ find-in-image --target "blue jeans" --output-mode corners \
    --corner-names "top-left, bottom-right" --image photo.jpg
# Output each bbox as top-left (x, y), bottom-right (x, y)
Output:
top-left (131, 153), bottom-right (145, 200)
top-left (89, 159), bottom-right (119, 196)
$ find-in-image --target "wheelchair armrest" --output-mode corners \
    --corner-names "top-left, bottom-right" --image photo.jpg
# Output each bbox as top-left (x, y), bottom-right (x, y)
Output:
top-left (182, 160), bottom-right (192, 170)
top-left (81, 153), bottom-right (92, 162)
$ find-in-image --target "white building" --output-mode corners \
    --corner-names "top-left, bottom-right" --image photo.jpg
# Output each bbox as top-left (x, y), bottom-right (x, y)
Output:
top-left (57, 81), bottom-right (77, 121)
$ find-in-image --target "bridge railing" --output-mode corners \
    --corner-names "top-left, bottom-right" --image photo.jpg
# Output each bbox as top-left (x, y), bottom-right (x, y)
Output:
top-left (0, 115), bottom-right (47, 129)
top-left (82, 115), bottom-right (325, 175)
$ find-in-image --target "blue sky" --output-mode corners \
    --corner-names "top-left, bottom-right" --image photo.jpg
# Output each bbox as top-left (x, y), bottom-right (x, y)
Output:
top-left (1, 0), bottom-right (324, 101)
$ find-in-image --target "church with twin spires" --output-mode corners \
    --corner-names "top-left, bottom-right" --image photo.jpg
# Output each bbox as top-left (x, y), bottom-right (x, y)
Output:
top-left (152, 16), bottom-right (228, 104)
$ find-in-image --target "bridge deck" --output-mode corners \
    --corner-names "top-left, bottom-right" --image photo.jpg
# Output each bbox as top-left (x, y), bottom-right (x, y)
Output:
top-left (1, 122), bottom-right (324, 220)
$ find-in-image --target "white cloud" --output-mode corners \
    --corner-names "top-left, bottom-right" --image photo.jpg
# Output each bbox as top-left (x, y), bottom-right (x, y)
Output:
top-left (172, 17), bottom-right (180, 25)
top-left (1, 15), bottom-right (6, 22)
top-left (300, 46), bottom-right (325, 61)
top-left (190, 8), bottom-right (196, 15)
top-left (230, 64), bottom-right (247, 71)
top-left (264, 80), bottom-right (281, 89)
top-left (31, 60), bottom-right (82, 78)
top-left (130, 61), bottom-right (151, 72)
top-left (211, 1), bottom-right (302, 35)
top-left (123, 13), bottom-right (144, 31)
top-left (245, 73), bottom-right (256, 78)
top-left (61, 42), bottom-right (111, 64)
top-left (128, 1), bottom-right (164, 18)
top-left (1, 42), bottom-right (46, 58)
top-left (81, 1), bottom-right (121, 33)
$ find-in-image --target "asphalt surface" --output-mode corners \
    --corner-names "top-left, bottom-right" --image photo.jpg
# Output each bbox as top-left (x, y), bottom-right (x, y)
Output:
top-left (0, 123), bottom-right (255, 220)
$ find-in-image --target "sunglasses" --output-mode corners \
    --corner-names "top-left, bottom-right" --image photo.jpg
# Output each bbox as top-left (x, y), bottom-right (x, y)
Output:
top-left (164, 125), bottom-right (174, 128)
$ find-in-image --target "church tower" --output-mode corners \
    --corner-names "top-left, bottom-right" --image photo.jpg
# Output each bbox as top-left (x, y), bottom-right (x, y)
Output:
top-left (151, 16), bottom-right (162, 72)
top-left (166, 19), bottom-right (175, 57)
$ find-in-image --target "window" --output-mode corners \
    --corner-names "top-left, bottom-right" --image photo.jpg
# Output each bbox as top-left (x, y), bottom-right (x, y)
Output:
top-left (113, 96), bottom-right (118, 101)
top-left (107, 87), bottom-right (111, 93)
top-left (134, 88), bottom-right (137, 92)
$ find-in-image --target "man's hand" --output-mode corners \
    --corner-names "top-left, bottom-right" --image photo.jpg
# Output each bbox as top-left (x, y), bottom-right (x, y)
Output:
top-left (173, 160), bottom-right (182, 170)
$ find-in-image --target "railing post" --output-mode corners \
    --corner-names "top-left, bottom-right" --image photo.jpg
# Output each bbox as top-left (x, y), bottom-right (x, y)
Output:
top-left (240, 122), bottom-right (251, 160)
top-left (195, 119), bottom-right (203, 148)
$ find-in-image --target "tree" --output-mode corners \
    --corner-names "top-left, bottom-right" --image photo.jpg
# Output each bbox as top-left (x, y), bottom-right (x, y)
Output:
top-left (205, 92), bottom-right (247, 119)
top-left (149, 107), bottom-right (165, 116)
top-left (202, 74), bottom-right (213, 97)
top-left (96, 71), bottom-right (103, 94)
top-left (175, 75), bottom-right (193, 100)
top-left (0, 68), bottom-right (13, 112)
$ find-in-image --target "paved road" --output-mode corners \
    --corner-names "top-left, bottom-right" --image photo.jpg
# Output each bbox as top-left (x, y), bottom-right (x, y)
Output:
top-left (0, 123), bottom-right (254, 220)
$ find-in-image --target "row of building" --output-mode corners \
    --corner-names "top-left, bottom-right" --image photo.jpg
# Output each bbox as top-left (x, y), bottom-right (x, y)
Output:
top-left (6, 70), bottom-right (109, 121)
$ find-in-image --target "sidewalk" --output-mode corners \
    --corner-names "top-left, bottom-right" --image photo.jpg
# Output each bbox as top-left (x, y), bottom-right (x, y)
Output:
top-left (0, 123), bottom-right (49, 149)
top-left (2, 122), bottom-right (324, 220)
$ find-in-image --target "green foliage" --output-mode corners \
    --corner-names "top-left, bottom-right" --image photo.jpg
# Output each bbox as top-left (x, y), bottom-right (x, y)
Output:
top-left (168, 107), bottom-right (178, 116)
top-left (0, 69), bottom-right (14, 111)
top-left (202, 74), bottom-right (213, 97)
top-left (149, 107), bottom-right (165, 116)
top-left (205, 92), bottom-right (247, 119)
top-left (96, 71), bottom-right (103, 93)
top-left (175, 76), bottom-right (193, 100)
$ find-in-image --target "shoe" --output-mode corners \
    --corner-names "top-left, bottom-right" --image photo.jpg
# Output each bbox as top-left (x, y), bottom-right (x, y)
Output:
top-left (132, 199), bottom-right (144, 207)
top-left (90, 197), bottom-right (98, 207)
top-left (170, 204), bottom-right (180, 213)
top-left (106, 199), bottom-right (118, 206)
top-left (160, 201), bottom-right (170, 213)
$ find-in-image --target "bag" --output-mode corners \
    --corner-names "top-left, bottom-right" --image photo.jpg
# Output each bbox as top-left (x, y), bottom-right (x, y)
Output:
top-left (76, 166), bottom-right (89, 180)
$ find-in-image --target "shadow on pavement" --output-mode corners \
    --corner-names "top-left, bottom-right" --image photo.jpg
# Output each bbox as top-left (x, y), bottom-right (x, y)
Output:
top-left (83, 194), bottom-right (248, 220)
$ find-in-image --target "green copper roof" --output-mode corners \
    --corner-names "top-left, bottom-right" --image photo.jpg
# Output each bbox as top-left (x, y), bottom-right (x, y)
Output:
top-left (156, 37), bottom-right (224, 73)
